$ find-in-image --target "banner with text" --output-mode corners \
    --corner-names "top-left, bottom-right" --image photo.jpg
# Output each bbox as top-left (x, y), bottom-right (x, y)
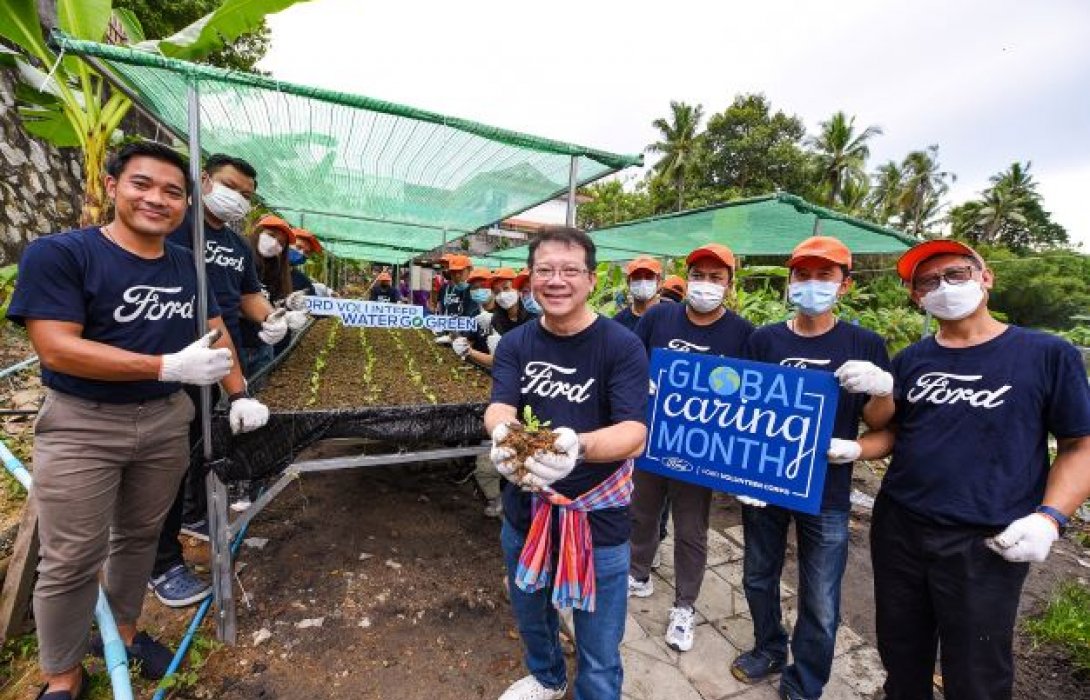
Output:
top-left (303, 296), bottom-right (478, 333)
top-left (638, 348), bottom-right (839, 515)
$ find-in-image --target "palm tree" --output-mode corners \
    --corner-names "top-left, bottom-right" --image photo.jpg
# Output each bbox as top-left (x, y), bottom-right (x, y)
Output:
top-left (966, 162), bottom-right (1041, 245)
top-left (866, 161), bottom-right (904, 225)
top-left (647, 101), bottom-right (705, 212)
top-left (808, 112), bottom-right (883, 207)
top-left (897, 146), bottom-right (955, 237)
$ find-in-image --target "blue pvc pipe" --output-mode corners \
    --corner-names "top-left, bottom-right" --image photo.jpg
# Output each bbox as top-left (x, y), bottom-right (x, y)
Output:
top-left (151, 496), bottom-right (257, 700)
top-left (0, 355), bottom-right (38, 380)
top-left (0, 439), bottom-right (134, 700)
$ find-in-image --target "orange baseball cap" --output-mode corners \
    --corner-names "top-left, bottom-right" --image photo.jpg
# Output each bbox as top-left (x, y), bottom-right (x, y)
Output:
top-left (437, 252), bottom-right (456, 268)
top-left (446, 255), bottom-right (472, 272)
top-left (256, 215), bottom-right (296, 244)
top-left (662, 275), bottom-right (686, 296)
top-left (896, 240), bottom-right (983, 282)
top-left (787, 236), bottom-right (852, 269)
top-left (513, 267), bottom-right (530, 291)
top-left (625, 256), bottom-right (663, 277)
top-left (376, 272), bottom-right (392, 283)
top-left (292, 228), bottom-right (322, 253)
top-left (490, 267), bottom-right (517, 284)
top-left (686, 243), bottom-right (736, 270)
top-left (467, 266), bottom-right (492, 283)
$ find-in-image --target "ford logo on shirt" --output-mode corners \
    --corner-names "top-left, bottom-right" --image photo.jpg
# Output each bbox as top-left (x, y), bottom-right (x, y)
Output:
top-left (780, 358), bottom-right (832, 369)
top-left (114, 286), bottom-right (196, 323)
top-left (907, 372), bottom-right (1011, 409)
top-left (205, 242), bottom-right (245, 271)
top-left (521, 361), bottom-right (596, 403)
top-left (667, 339), bottom-right (711, 353)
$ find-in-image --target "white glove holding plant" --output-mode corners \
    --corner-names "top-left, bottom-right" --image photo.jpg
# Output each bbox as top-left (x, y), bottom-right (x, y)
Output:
top-left (285, 310), bottom-right (309, 331)
top-left (284, 290), bottom-right (308, 311)
top-left (475, 311), bottom-right (492, 336)
top-left (160, 331), bottom-right (233, 386)
top-left (736, 495), bottom-right (767, 508)
top-left (522, 427), bottom-right (580, 491)
top-left (986, 513), bottom-right (1060, 563)
top-left (229, 397), bottom-right (270, 435)
top-left (489, 423), bottom-right (519, 483)
top-left (486, 332), bottom-right (502, 355)
top-left (452, 337), bottom-right (471, 358)
top-left (312, 282), bottom-right (330, 297)
top-left (827, 438), bottom-right (862, 464)
top-left (834, 360), bottom-right (893, 396)
top-left (259, 309), bottom-right (289, 345)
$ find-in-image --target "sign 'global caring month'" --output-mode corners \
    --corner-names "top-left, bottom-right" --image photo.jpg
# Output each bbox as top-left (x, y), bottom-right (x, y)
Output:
top-left (637, 348), bottom-right (839, 515)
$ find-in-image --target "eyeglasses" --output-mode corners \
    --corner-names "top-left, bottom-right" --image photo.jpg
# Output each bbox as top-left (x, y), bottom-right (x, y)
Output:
top-left (911, 265), bottom-right (976, 293)
top-left (531, 265), bottom-right (589, 280)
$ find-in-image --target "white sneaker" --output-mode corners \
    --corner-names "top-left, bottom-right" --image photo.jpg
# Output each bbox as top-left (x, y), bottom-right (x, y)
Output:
top-left (498, 674), bottom-right (567, 700)
top-left (483, 497), bottom-right (503, 518)
top-left (628, 574), bottom-right (654, 598)
top-left (665, 605), bottom-right (695, 652)
top-left (651, 548), bottom-right (662, 570)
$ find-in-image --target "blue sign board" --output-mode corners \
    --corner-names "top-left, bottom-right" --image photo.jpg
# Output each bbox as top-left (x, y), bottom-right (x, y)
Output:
top-left (637, 348), bottom-right (840, 515)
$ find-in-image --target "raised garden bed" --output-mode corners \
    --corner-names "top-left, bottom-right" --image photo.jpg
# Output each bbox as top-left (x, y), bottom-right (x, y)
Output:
top-left (211, 320), bottom-right (491, 482)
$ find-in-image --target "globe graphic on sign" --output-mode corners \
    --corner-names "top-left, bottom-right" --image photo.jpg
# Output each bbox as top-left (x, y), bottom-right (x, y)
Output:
top-left (709, 366), bottom-right (741, 396)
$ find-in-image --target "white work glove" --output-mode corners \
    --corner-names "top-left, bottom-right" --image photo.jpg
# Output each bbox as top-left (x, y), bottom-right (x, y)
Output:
top-left (736, 495), bottom-right (767, 508)
top-left (486, 332), bottom-right (502, 355)
top-left (228, 397), bottom-right (270, 435)
top-left (284, 290), bottom-right (308, 311)
top-left (452, 337), bottom-right (471, 358)
top-left (475, 311), bottom-right (492, 336)
top-left (285, 309), bottom-right (308, 331)
top-left (827, 438), bottom-right (862, 464)
top-left (312, 282), bottom-right (330, 297)
top-left (434, 333), bottom-right (453, 345)
top-left (489, 423), bottom-right (519, 483)
top-left (160, 331), bottom-right (233, 386)
top-left (258, 309), bottom-right (289, 345)
top-left (834, 360), bottom-right (893, 396)
top-left (522, 427), bottom-right (580, 491)
top-left (986, 513), bottom-right (1060, 563)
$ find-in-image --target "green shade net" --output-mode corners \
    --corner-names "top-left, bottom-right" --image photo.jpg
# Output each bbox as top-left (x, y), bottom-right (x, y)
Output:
top-left (55, 35), bottom-right (641, 264)
top-left (480, 193), bottom-right (917, 266)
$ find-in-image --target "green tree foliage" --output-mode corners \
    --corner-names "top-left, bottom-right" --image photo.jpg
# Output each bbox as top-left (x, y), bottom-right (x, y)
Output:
top-left (646, 101), bottom-right (705, 213)
top-left (701, 94), bottom-right (813, 198)
top-left (808, 111), bottom-right (882, 208)
top-left (114, 0), bottom-right (271, 71)
top-left (577, 179), bottom-right (653, 230)
top-left (979, 245), bottom-right (1090, 330)
top-left (950, 162), bottom-right (1068, 252)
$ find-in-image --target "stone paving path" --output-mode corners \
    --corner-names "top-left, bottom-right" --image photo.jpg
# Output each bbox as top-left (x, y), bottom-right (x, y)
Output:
top-left (617, 525), bottom-right (886, 700)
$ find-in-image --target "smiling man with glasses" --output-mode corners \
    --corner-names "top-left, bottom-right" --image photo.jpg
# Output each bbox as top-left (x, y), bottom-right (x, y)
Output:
top-left (486, 227), bottom-right (648, 700)
top-left (851, 239), bottom-right (1090, 699)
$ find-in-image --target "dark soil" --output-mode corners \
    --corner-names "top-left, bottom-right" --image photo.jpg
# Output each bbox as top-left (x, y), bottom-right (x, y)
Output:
top-left (500, 424), bottom-right (558, 484)
top-left (259, 320), bottom-right (491, 410)
top-left (708, 462), bottom-right (1090, 700)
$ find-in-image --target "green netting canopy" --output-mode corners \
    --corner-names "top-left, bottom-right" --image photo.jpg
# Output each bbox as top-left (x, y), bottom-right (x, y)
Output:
top-left (480, 193), bottom-right (916, 267)
top-left (55, 35), bottom-right (642, 263)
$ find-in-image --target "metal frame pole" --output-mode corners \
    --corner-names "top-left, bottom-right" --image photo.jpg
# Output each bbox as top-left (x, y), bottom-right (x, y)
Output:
top-left (565, 156), bottom-right (579, 227)
top-left (187, 79), bottom-right (236, 644)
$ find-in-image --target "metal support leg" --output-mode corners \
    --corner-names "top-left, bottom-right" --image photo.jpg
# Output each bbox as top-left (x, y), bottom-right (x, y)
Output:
top-left (566, 155), bottom-right (579, 227)
top-left (206, 469), bottom-right (236, 644)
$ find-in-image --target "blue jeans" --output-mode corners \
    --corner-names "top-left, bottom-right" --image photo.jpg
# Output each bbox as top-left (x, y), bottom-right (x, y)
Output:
top-left (500, 521), bottom-right (629, 700)
top-left (741, 505), bottom-right (850, 699)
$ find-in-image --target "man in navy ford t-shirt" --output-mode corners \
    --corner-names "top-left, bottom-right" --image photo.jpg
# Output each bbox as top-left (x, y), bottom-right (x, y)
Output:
top-left (731, 237), bottom-right (895, 699)
top-left (628, 243), bottom-right (755, 653)
top-left (612, 256), bottom-right (663, 331)
top-left (487, 228), bottom-right (648, 700)
top-left (155, 154), bottom-right (284, 609)
top-left (858, 240), bottom-right (1090, 700)
top-left (6, 141), bottom-right (269, 698)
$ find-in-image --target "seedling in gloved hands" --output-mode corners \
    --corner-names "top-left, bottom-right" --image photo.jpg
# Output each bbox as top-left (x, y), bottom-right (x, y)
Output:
top-left (499, 406), bottom-right (562, 484)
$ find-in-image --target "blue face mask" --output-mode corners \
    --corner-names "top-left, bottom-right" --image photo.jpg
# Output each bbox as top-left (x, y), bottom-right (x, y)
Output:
top-left (788, 280), bottom-right (841, 317)
top-left (470, 288), bottom-right (492, 304)
top-left (288, 248), bottom-right (306, 266)
top-left (522, 292), bottom-right (542, 316)
top-left (453, 281), bottom-right (470, 292)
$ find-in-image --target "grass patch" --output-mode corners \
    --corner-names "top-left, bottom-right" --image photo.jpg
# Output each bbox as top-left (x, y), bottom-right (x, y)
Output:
top-left (1024, 580), bottom-right (1090, 672)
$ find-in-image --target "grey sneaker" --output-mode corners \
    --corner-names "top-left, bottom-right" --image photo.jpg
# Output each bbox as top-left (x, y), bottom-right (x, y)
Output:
top-left (483, 497), bottom-right (503, 518)
top-left (148, 564), bottom-right (211, 608)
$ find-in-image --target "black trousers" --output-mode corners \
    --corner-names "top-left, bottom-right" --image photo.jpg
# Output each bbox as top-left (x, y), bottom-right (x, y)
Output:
top-left (152, 386), bottom-right (215, 577)
top-left (870, 493), bottom-right (1029, 700)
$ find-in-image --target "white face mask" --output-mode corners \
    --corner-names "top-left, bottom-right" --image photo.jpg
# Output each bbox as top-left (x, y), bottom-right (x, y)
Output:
top-left (629, 279), bottom-right (658, 302)
top-left (204, 182), bottom-right (251, 225)
top-left (257, 232), bottom-right (283, 258)
top-left (495, 289), bottom-right (519, 310)
top-left (686, 281), bottom-right (727, 313)
top-left (920, 280), bottom-right (985, 321)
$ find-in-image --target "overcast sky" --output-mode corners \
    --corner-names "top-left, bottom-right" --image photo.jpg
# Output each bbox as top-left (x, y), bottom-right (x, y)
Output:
top-left (260, 0), bottom-right (1090, 246)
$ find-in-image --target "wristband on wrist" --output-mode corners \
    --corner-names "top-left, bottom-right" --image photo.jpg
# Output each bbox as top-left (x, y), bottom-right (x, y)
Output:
top-left (228, 390), bottom-right (250, 403)
top-left (1035, 505), bottom-right (1069, 534)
